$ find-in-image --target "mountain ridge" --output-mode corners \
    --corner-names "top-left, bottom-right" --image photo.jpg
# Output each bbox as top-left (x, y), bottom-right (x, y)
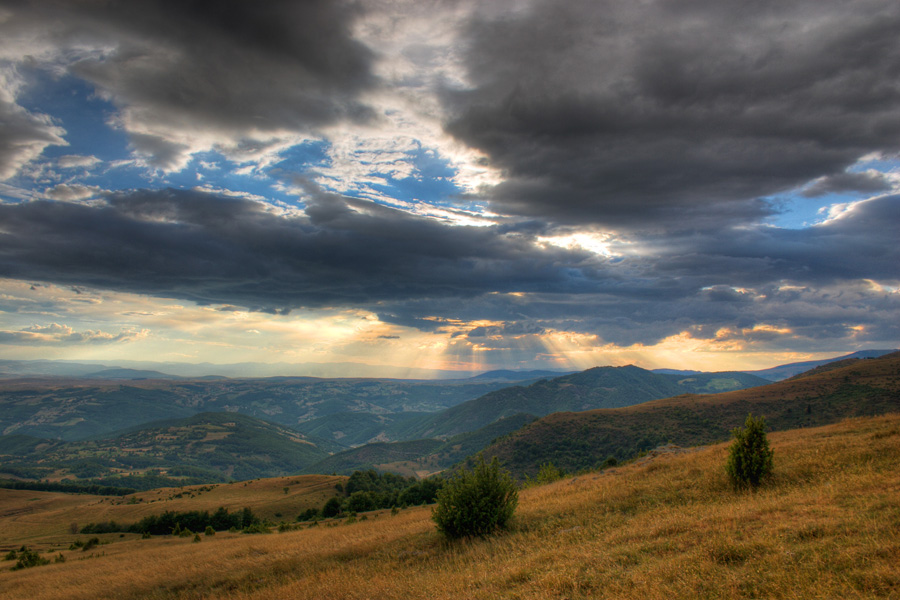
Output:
top-left (478, 351), bottom-right (900, 478)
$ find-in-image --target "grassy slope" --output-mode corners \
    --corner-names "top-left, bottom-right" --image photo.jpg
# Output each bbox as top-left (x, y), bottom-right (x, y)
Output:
top-left (0, 414), bottom-right (897, 599)
top-left (482, 352), bottom-right (900, 477)
top-left (0, 474), bottom-right (345, 548)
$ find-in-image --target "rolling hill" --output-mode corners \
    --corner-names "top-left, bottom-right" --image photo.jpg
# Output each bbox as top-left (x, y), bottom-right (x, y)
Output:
top-left (0, 412), bottom-right (336, 486)
top-left (479, 351), bottom-right (900, 478)
top-left (402, 366), bottom-right (770, 439)
top-left (300, 413), bottom-right (539, 477)
top-left (0, 375), bottom-right (531, 442)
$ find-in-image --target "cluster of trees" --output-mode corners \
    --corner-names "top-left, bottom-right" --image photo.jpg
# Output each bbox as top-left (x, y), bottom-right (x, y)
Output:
top-left (79, 506), bottom-right (261, 535)
top-left (305, 470), bottom-right (445, 520)
top-left (0, 479), bottom-right (136, 496)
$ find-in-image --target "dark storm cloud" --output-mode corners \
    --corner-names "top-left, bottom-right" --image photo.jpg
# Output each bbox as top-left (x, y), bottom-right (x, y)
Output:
top-left (444, 0), bottom-right (900, 228)
top-left (0, 188), bottom-right (896, 347)
top-left (801, 171), bottom-right (894, 197)
top-left (375, 195), bottom-right (900, 346)
top-left (2, 0), bottom-right (375, 169)
top-left (0, 188), bottom-right (599, 312)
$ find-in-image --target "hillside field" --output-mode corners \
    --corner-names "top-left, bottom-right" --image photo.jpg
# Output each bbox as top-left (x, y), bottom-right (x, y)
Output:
top-left (1, 414), bottom-right (898, 599)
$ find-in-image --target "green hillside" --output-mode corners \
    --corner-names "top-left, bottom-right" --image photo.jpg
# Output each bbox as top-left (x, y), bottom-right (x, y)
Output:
top-left (0, 412), bottom-right (334, 485)
top-left (302, 413), bottom-right (538, 477)
top-left (0, 376), bottom-right (526, 442)
top-left (481, 352), bottom-right (900, 478)
top-left (301, 439), bottom-right (444, 476)
top-left (404, 366), bottom-right (770, 439)
top-left (292, 410), bottom-right (433, 447)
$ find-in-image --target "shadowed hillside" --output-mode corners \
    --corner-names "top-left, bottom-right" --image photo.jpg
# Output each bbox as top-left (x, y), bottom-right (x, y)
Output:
top-left (0, 376), bottom-right (528, 442)
top-left (301, 413), bottom-right (538, 477)
top-left (403, 366), bottom-right (770, 439)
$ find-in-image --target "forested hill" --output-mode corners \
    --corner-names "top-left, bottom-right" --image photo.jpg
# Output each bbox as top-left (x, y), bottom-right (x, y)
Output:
top-left (0, 412), bottom-right (334, 487)
top-left (401, 365), bottom-right (769, 439)
top-left (480, 351), bottom-right (900, 478)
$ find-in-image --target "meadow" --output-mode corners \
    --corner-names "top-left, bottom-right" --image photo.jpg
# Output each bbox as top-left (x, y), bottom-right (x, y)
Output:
top-left (1, 413), bottom-right (898, 599)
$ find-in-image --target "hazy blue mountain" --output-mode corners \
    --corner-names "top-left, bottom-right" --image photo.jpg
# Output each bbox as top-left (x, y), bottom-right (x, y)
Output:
top-left (743, 349), bottom-right (896, 381)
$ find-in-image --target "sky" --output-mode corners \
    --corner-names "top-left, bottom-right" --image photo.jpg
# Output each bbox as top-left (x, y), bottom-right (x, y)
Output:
top-left (0, 0), bottom-right (898, 377)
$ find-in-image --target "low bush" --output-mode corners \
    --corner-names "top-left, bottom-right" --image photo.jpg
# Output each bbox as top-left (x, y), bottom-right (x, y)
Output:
top-left (432, 456), bottom-right (518, 539)
top-left (726, 414), bottom-right (774, 488)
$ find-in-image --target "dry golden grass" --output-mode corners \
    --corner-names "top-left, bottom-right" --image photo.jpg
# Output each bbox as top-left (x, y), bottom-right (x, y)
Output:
top-left (2, 415), bottom-right (898, 600)
top-left (0, 474), bottom-right (343, 549)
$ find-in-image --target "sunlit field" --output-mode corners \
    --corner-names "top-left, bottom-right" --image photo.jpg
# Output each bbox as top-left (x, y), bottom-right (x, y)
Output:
top-left (2, 415), bottom-right (898, 600)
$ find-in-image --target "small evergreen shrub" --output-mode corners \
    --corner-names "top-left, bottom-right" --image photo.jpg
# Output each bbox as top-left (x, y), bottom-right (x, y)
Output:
top-left (726, 414), bottom-right (774, 488)
top-left (432, 456), bottom-right (518, 539)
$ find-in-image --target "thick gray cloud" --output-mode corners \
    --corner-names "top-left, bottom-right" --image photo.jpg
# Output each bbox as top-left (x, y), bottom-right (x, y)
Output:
top-left (1, 0), bottom-right (375, 170)
top-left (0, 188), bottom-right (598, 312)
top-left (801, 171), bottom-right (894, 197)
top-left (1, 188), bottom-right (895, 348)
top-left (0, 98), bottom-right (66, 180)
top-left (444, 0), bottom-right (900, 228)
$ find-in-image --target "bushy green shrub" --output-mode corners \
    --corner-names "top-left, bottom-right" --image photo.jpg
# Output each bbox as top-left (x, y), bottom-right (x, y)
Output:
top-left (432, 456), bottom-right (518, 539)
top-left (322, 496), bottom-right (343, 518)
top-left (526, 462), bottom-right (566, 487)
top-left (11, 547), bottom-right (49, 570)
top-left (726, 414), bottom-right (774, 488)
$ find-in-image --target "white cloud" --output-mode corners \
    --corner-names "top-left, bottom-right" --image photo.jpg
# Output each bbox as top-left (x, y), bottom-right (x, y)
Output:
top-left (0, 322), bottom-right (148, 345)
top-left (45, 183), bottom-right (103, 202)
top-left (57, 154), bottom-right (102, 169)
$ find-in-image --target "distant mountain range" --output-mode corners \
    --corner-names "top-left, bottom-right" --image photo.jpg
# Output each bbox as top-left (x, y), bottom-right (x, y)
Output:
top-left (394, 367), bottom-right (770, 440)
top-left (0, 376), bottom-right (537, 442)
top-left (737, 349), bottom-right (897, 380)
top-left (1, 350), bottom-right (896, 486)
top-left (0, 358), bottom-right (479, 380)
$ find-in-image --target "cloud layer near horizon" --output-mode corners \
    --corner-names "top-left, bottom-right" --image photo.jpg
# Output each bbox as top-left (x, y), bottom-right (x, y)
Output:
top-left (0, 0), bottom-right (898, 367)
